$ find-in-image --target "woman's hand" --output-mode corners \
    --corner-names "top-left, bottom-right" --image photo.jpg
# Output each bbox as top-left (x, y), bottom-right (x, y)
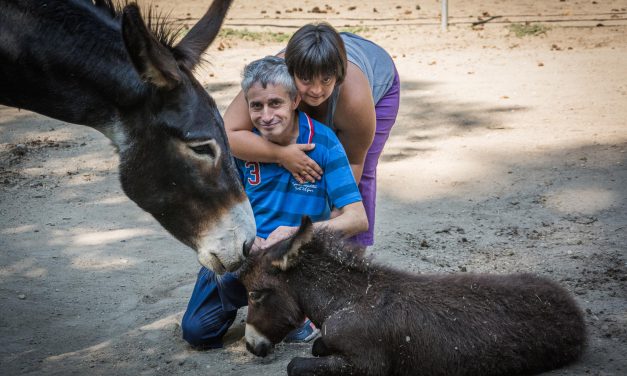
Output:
top-left (278, 144), bottom-right (323, 183)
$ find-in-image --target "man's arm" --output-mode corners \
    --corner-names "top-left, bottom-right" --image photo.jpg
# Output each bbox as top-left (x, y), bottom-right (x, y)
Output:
top-left (264, 202), bottom-right (368, 247)
top-left (313, 202), bottom-right (367, 237)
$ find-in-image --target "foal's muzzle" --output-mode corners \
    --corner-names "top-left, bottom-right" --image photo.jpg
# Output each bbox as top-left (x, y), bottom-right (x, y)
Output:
top-left (245, 323), bottom-right (274, 357)
top-left (246, 340), bottom-right (273, 357)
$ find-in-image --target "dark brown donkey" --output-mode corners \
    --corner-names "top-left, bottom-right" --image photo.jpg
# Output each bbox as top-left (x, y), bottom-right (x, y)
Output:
top-left (0, 0), bottom-right (255, 273)
top-left (240, 218), bottom-right (586, 376)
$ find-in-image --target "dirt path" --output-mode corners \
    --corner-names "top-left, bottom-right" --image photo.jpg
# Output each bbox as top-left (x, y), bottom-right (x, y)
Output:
top-left (1, 1), bottom-right (626, 375)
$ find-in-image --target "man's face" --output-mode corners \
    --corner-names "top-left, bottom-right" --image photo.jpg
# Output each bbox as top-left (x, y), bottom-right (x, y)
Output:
top-left (247, 83), bottom-right (299, 145)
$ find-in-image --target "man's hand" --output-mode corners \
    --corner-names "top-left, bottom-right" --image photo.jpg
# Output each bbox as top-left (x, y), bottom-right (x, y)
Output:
top-left (265, 226), bottom-right (299, 248)
top-left (251, 236), bottom-right (266, 253)
top-left (278, 144), bottom-right (323, 184)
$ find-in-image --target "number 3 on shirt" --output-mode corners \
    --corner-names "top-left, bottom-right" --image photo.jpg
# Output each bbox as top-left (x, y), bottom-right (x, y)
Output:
top-left (245, 162), bottom-right (261, 185)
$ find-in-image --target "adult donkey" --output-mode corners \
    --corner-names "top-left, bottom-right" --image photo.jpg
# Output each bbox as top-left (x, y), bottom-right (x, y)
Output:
top-left (0, 0), bottom-right (255, 273)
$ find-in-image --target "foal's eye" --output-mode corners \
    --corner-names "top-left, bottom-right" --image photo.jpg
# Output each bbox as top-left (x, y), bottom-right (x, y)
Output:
top-left (248, 291), bottom-right (264, 303)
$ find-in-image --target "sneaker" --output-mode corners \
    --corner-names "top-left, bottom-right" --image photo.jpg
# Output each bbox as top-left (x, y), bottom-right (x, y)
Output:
top-left (283, 318), bottom-right (320, 343)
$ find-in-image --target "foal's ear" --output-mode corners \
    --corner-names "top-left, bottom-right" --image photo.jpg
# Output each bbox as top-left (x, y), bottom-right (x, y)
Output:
top-left (121, 4), bottom-right (181, 90)
top-left (270, 217), bottom-right (314, 271)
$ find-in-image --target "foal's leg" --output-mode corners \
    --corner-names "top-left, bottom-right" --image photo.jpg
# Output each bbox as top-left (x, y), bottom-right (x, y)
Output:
top-left (287, 355), bottom-right (356, 376)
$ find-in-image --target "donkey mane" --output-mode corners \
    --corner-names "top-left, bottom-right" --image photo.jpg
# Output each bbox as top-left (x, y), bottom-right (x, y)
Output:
top-left (299, 230), bottom-right (372, 273)
top-left (102, 1), bottom-right (184, 49)
top-left (244, 229), bottom-right (373, 276)
top-left (93, 0), bottom-right (188, 57)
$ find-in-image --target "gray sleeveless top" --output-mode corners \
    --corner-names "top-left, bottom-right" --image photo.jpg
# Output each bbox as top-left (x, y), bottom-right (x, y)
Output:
top-left (324, 32), bottom-right (396, 130)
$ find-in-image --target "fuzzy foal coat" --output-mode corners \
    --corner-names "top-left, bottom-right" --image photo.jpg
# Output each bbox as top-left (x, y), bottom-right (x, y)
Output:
top-left (241, 226), bottom-right (586, 376)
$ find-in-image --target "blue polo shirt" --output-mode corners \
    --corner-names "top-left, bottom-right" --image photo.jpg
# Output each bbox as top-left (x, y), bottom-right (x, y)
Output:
top-left (236, 111), bottom-right (362, 239)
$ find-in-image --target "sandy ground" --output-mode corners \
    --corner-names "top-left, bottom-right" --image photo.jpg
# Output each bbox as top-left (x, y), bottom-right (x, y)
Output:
top-left (1, 1), bottom-right (626, 375)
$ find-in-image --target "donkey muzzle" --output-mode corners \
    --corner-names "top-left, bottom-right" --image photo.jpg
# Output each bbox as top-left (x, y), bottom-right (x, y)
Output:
top-left (196, 199), bottom-right (256, 274)
top-left (245, 323), bottom-right (273, 357)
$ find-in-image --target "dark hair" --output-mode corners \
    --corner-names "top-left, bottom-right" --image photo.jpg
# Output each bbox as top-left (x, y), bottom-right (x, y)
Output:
top-left (285, 23), bottom-right (347, 85)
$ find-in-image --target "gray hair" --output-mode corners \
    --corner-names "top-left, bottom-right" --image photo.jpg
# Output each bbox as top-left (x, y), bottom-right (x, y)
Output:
top-left (241, 56), bottom-right (298, 101)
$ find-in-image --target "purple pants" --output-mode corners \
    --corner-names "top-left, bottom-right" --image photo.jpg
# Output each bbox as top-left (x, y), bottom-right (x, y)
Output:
top-left (351, 69), bottom-right (400, 246)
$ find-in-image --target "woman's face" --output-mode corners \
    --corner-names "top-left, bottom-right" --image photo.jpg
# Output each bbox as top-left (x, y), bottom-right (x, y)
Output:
top-left (294, 74), bottom-right (337, 107)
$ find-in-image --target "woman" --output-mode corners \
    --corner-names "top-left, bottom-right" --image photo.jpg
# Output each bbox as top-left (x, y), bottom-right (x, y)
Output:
top-left (225, 22), bottom-right (400, 247)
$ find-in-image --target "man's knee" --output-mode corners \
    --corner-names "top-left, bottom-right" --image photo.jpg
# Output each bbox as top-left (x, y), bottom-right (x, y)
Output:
top-left (181, 309), bottom-right (237, 348)
top-left (181, 313), bottom-right (211, 347)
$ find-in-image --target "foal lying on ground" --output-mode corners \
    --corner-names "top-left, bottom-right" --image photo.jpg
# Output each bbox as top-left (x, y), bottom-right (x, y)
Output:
top-left (240, 217), bottom-right (586, 376)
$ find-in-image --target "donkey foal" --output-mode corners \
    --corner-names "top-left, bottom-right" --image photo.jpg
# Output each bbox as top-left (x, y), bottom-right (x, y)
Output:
top-left (239, 218), bottom-right (586, 376)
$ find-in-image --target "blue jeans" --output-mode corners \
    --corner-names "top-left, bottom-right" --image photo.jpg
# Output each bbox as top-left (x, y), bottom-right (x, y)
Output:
top-left (181, 267), bottom-right (248, 348)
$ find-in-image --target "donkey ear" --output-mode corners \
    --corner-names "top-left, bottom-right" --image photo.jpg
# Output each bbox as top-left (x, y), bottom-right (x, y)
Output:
top-left (121, 4), bottom-right (181, 89)
top-left (270, 217), bottom-right (314, 271)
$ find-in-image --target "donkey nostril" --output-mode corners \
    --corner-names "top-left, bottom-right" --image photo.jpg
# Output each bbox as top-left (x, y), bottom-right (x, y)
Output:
top-left (245, 341), bottom-right (271, 357)
top-left (245, 341), bottom-right (255, 354)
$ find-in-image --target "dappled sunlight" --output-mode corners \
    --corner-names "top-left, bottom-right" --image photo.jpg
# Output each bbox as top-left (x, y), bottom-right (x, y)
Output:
top-left (63, 173), bottom-right (110, 187)
top-left (139, 312), bottom-right (182, 331)
top-left (35, 312), bottom-right (186, 371)
top-left (379, 150), bottom-right (488, 202)
top-left (45, 340), bottom-right (113, 363)
top-left (97, 195), bottom-right (131, 205)
top-left (0, 257), bottom-right (47, 279)
top-left (72, 228), bottom-right (156, 246)
top-left (68, 255), bottom-right (139, 271)
top-left (544, 187), bottom-right (618, 215)
top-left (0, 107), bottom-right (42, 126)
top-left (0, 224), bottom-right (37, 235)
top-left (379, 79), bottom-right (627, 209)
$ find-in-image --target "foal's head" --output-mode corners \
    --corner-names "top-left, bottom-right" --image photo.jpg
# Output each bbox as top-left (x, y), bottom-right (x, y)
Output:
top-left (116, 1), bottom-right (255, 273)
top-left (239, 218), bottom-right (316, 356)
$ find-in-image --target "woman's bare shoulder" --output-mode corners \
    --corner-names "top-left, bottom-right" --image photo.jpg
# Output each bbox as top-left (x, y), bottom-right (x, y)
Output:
top-left (335, 63), bottom-right (375, 125)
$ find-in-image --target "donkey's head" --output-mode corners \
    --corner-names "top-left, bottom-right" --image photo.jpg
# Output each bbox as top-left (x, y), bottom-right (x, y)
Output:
top-left (115, 0), bottom-right (255, 273)
top-left (240, 217), bottom-right (315, 357)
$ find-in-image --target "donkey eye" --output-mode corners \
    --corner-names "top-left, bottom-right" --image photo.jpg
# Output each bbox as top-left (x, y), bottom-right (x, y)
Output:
top-left (187, 140), bottom-right (218, 159)
top-left (248, 291), bottom-right (264, 303)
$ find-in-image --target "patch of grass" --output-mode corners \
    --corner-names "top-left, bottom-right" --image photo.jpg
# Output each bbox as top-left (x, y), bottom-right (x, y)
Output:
top-left (217, 26), bottom-right (372, 44)
top-left (218, 28), bottom-right (292, 43)
top-left (507, 22), bottom-right (550, 37)
top-left (338, 26), bottom-right (372, 34)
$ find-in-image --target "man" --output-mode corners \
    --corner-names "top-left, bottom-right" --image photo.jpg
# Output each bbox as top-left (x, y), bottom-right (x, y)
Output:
top-left (182, 56), bottom-right (367, 348)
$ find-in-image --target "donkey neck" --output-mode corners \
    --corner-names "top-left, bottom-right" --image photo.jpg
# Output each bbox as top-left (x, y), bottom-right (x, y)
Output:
top-left (0, 0), bottom-right (146, 128)
top-left (288, 252), bottom-right (374, 325)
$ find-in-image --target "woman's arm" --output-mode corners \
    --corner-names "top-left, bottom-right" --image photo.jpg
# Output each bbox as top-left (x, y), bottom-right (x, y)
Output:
top-left (224, 90), bottom-right (281, 162)
top-left (224, 90), bottom-right (322, 183)
top-left (333, 63), bottom-right (377, 183)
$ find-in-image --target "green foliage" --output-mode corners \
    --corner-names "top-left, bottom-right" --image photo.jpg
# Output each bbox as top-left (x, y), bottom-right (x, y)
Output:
top-left (338, 26), bottom-right (371, 34)
top-left (218, 28), bottom-right (292, 43)
top-left (507, 23), bottom-right (550, 37)
top-left (216, 26), bottom-right (372, 44)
